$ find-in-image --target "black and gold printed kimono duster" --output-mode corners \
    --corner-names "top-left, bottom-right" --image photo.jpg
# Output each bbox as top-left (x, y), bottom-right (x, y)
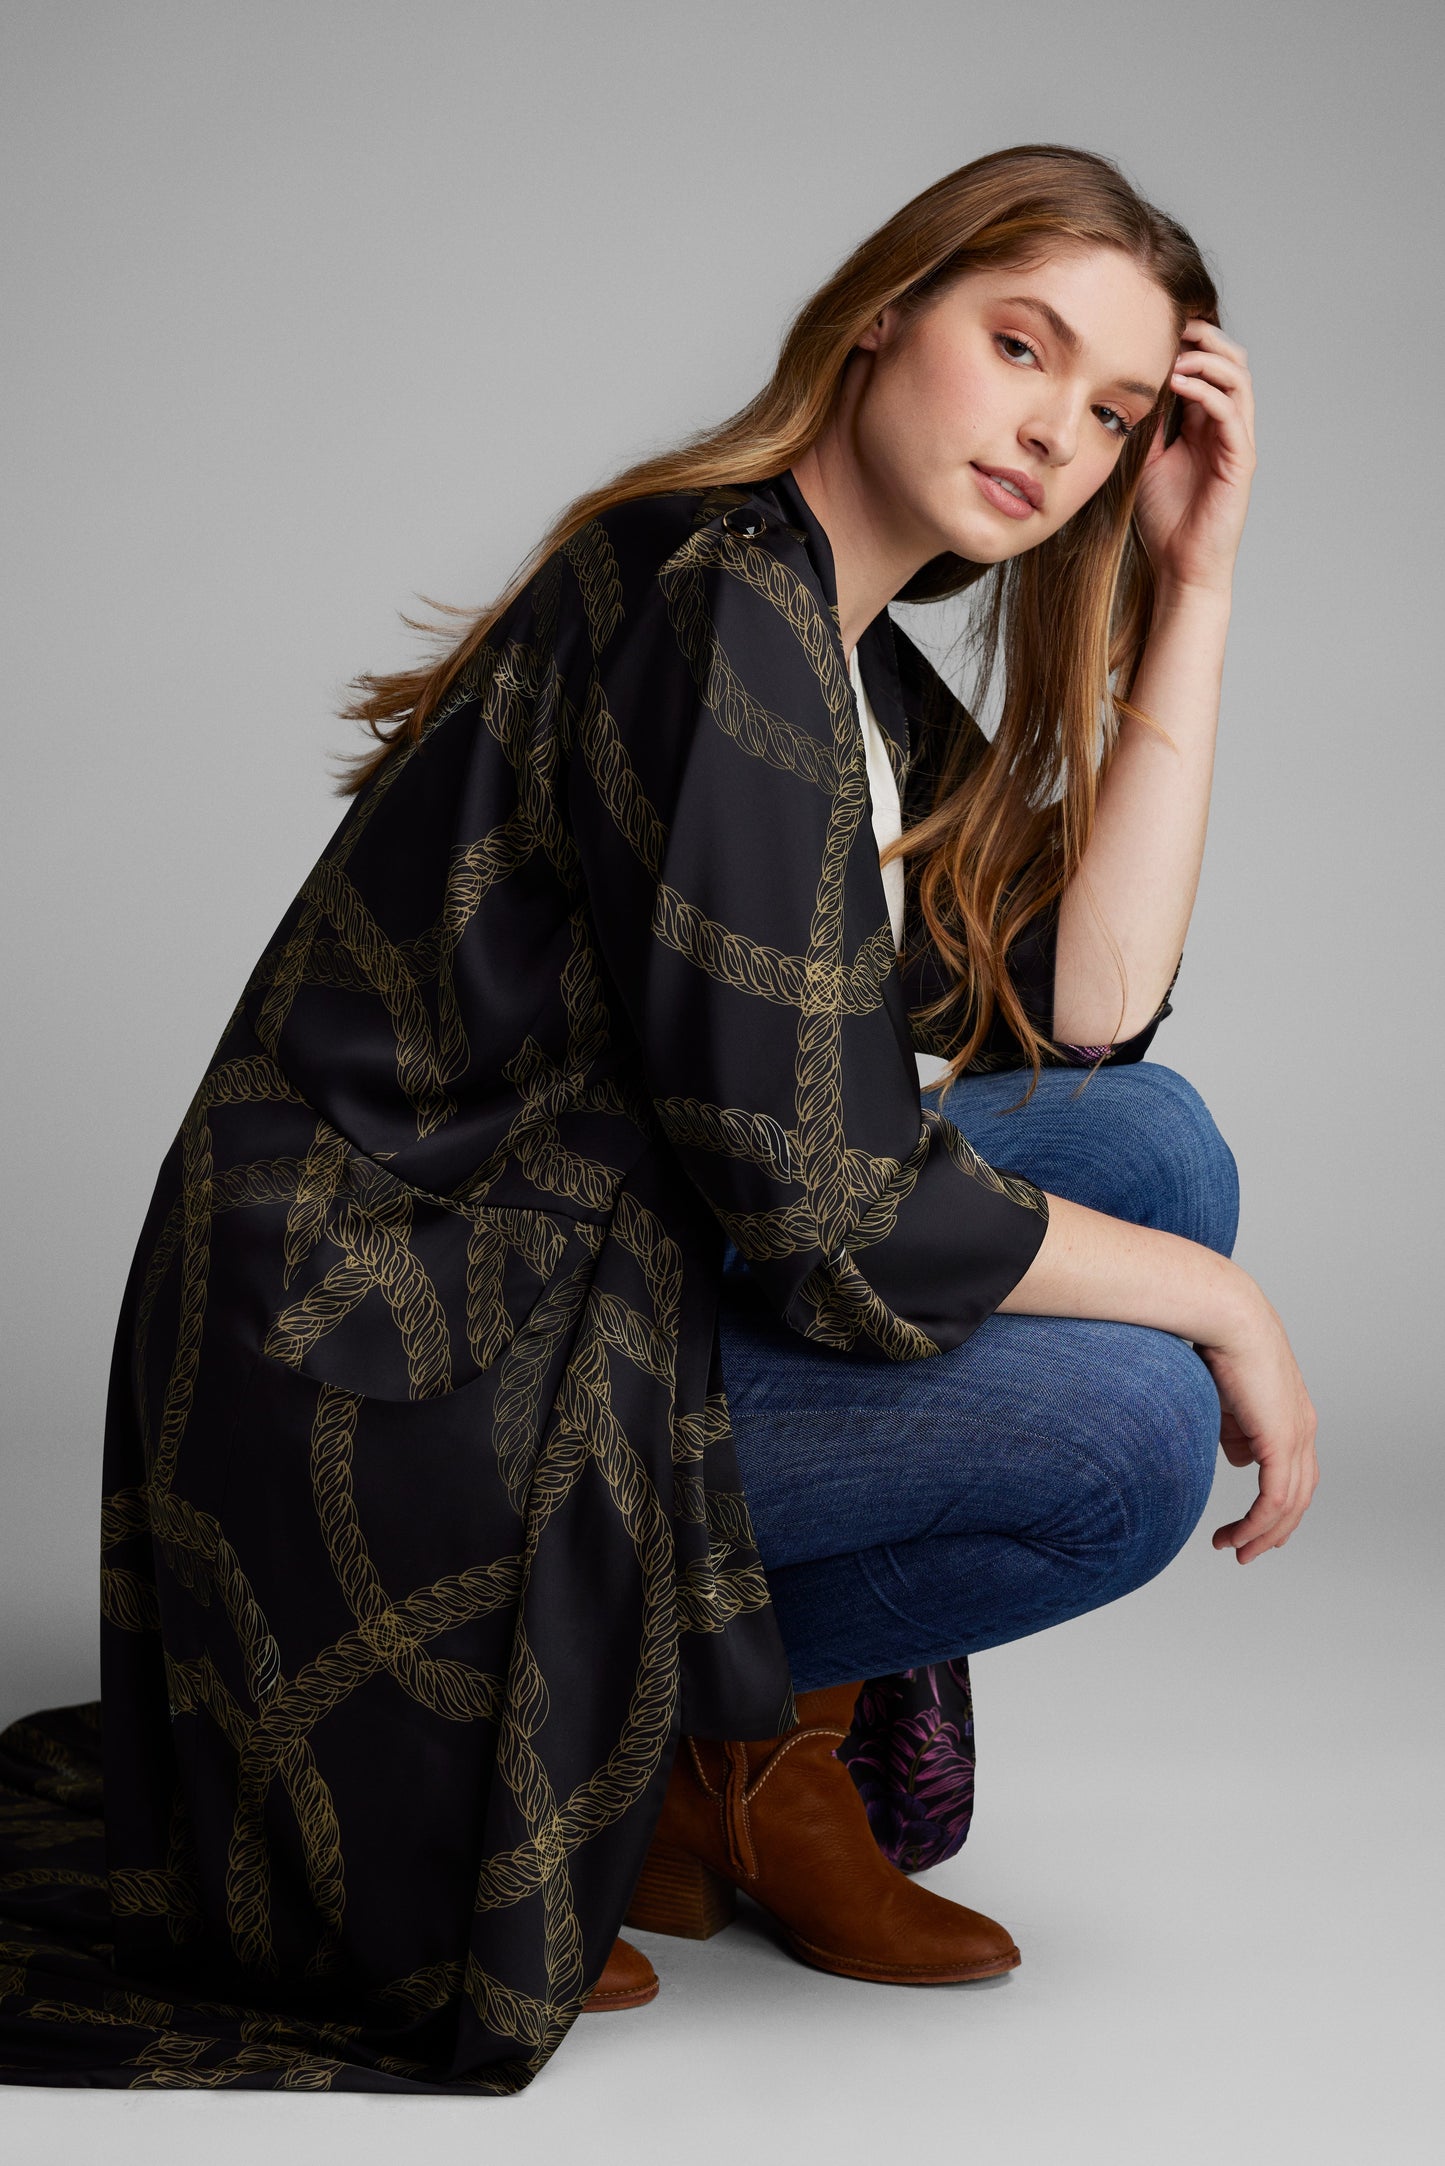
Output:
top-left (0, 468), bottom-right (1171, 2093)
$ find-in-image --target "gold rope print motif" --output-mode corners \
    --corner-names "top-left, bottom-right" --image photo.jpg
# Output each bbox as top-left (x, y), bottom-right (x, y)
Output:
top-left (652, 520), bottom-right (945, 1357)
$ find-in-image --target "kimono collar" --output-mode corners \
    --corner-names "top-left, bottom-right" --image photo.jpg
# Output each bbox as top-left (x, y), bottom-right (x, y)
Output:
top-left (756, 467), bottom-right (912, 777)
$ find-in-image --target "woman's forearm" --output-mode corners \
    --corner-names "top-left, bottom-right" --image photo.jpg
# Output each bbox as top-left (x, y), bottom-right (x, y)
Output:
top-left (998, 1190), bottom-right (1254, 1348)
top-left (1052, 582), bottom-right (1232, 1044)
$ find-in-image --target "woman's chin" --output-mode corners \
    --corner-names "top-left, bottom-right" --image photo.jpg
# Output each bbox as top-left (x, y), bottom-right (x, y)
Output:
top-left (933, 528), bottom-right (1018, 568)
top-left (922, 502), bottom-right (1034, 567)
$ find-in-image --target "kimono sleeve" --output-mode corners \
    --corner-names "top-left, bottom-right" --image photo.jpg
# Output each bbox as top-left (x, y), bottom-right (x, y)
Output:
top-left (980, 896), bottom-right (1181, 1071)
top-left (563, 504), bottom-right (1050, 1360)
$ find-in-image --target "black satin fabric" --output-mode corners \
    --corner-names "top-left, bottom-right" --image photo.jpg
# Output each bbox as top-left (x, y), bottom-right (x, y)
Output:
top-left (0, 470), bottom-right (1159, 2094)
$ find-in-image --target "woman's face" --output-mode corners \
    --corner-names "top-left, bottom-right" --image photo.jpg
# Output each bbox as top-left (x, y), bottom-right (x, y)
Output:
top-left (850, 243), bottom-right (1181, 564)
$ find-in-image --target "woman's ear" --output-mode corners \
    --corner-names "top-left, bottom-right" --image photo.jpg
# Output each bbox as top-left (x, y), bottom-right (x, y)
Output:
top-left (855, 304), bottom-right (898, 354)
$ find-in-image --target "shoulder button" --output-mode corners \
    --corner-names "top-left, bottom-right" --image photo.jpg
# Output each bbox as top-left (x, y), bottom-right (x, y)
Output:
top-left (721, 503), bottom-right (767, 538)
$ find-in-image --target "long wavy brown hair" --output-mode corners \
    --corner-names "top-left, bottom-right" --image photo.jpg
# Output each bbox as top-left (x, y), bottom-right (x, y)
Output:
top-left (334, 143), bottom-right (1218, 1095)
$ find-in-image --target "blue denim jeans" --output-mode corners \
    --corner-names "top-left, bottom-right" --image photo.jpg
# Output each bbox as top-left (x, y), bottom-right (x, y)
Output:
top-left (716, 1062), bottom-right (1240, 1693)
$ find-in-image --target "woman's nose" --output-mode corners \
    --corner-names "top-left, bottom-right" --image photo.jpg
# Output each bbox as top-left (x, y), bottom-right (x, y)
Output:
top-left (1021, 402), bottom-right (1079, 465)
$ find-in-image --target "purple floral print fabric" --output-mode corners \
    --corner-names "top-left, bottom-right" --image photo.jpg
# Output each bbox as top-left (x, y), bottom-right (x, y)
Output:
top-left (835, 1658), bottom-right (976, 1873)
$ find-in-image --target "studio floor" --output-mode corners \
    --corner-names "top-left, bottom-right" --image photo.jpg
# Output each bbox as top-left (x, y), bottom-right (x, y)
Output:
top-left (2, 1442), bottom-right (1438, 2166)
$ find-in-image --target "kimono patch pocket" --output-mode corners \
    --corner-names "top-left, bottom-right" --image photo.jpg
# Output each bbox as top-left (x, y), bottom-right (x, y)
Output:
top-left (253, 1145), bottom-right (596, 1404)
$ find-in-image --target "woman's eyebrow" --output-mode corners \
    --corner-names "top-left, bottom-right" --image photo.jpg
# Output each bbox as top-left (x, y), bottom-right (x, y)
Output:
top-left (995, 294), bottom-right (1162, 403)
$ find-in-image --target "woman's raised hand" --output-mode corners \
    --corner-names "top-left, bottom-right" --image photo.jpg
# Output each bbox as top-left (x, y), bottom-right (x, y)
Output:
top-left (1134, 317), bottom-right (1257, 599)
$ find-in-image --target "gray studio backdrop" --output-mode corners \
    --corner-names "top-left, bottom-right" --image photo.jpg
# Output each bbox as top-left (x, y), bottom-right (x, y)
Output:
top-left (2, 3), bottom-right (1441, 2161)
top-left (5, 0), bottom-right (1438, 1784)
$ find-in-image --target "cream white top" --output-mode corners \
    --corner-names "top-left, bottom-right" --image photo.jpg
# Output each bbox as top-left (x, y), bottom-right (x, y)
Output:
top-left (849, 645), bottom-right (906, 952)
top-left (848, 645), bottom-right (954, 1092)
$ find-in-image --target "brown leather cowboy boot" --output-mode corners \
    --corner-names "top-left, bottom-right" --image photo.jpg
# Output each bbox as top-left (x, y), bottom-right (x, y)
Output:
top-left (581, 1935), bottom-right (659, 2011)
top-left (623, 1682), bottom-right (1019, 1984)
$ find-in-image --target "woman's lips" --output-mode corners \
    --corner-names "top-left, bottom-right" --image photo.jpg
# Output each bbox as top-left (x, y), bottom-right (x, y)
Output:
top-left (970, 463), bottom-right (1039, 520)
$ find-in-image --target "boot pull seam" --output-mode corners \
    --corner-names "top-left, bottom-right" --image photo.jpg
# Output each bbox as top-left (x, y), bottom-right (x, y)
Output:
top-left (732, 1741), bottom-right (759, 1881)
top-left (744, 1725), bottom-right (849, 1803)
top-left (723, 1739), bottom-right (759, 1880)
top-left (739, 1779), bottom-right (758, 1881)
top-left (687, 1735), bottom-right (722, 1799)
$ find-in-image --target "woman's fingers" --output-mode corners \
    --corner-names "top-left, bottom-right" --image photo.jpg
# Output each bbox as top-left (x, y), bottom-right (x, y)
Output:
top-left (1218, 1410), bottom-right (1254, 1467)
top-left (1213, 1447), bottom-right (1294, 1557)
top-left (1213, 1425), bottom-right (1318, 1561)
top-left (1170, 350), bottom-right (1256, 440)
top-left (1180, 319), bottom-right (1250, 385)
top-left (1172, 349), bottom-right (1247, 384)
top-left (1172, 320), bottom-right (1256, 441)
top-left (1169, 368), bottom-right (1257, 463)
top-left (1171, 351), bottom-right (1254, 419)
top-left (1200, 1303), bottom-right (1318, 1564)
top-left (1181, 317), bottom-right (1245, 356)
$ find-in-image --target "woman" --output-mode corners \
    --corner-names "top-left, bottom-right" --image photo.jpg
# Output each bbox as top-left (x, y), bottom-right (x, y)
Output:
top-left (0, 143), bottom-right (1316, 2094)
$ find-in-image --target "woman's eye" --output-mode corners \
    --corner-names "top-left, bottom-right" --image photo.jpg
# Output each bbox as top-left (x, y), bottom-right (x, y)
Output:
top-left (996, 331), bottom-right (1134, 438)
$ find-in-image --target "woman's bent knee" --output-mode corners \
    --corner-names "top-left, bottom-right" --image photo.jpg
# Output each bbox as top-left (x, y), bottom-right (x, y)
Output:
top-left (1106, 1328), bottom-right (1221, 1589)
top-left (1099, 1063), bottom-right (1240, 1255)
top-left (950, 1060), bottom-right (1240, 1253)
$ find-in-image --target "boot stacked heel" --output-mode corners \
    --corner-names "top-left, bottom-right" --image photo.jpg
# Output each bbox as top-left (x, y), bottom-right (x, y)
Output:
top-left (625, 1843), bottom-right (738, 1939)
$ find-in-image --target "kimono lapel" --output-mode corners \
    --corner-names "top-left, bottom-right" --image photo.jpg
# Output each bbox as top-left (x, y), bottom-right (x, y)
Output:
top-left (855, 614), bottom-right (912, 799)
top-left (758, 468), bottom-right (913, 792)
